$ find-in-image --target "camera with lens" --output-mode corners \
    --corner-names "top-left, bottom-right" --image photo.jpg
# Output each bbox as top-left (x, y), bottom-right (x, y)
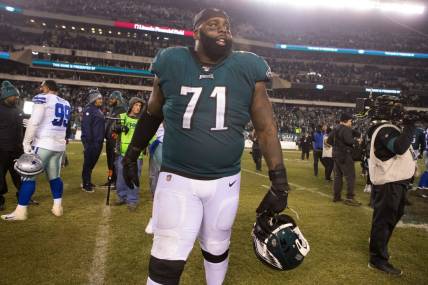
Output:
top-left (356, 94), bottom-right (428, 123)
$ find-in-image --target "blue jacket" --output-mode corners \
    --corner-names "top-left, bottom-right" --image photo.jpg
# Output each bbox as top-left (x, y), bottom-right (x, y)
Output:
top-left (81, 104), bottom-right (105, 145)
top-left (425, 129), bottom-right (428, 151)
top-left (313, 131), bottom-right (324, 150)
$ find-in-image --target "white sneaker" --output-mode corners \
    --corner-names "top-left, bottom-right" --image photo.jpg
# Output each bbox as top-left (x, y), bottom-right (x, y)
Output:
top-left (51, 205), bottom-right (63, 217)
top-left (145, 218), bottom-right (153, 234)
top-left (1, 207), bottom-right (28, 221)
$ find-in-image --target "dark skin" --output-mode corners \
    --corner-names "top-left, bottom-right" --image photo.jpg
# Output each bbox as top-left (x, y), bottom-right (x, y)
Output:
top-left (147, 17), bottom-right (284, 172)
top-left (193, 17), bottom-right (232, 65)
top-left (108, 98), bottom-right (118, 107)
top-left (3, 95), bottom-right (18, 107)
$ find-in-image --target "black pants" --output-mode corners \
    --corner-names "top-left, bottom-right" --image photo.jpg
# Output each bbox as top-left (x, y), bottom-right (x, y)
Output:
top-left (0, 150), bottom-right (22, 205)
top-left (82, 143), bottom-right (103, 186)
top-left (313, 149), bottom-right (323, 176)
top-left (323, 157), bottom-right (334, 180)
top-left (369, 182), bottom-right (406, 265)
top-left (105, 139), bottom-right (117, 183)
top-left (252, 149), bottom-right (262, 171)
top-left (301, 149), bottom-right (310, 160)
top-left (333, 155), bottom-right (356, 200)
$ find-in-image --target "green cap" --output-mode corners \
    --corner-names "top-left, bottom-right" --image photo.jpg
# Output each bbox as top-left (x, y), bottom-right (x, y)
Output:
top-left (1, 81), bottom-right (20, 100)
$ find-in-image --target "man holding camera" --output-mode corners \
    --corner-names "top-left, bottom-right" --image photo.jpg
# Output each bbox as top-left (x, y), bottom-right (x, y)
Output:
top-left (328, 113), bottom-right (361, 206)
top-left (367, 106), bottom-right (416, 276)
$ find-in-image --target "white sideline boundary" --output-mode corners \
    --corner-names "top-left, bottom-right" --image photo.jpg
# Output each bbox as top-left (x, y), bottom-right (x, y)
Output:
top-left (88, 206), bottom-right (111, 285)
top-left (243, 168), bottom-right (428, 232)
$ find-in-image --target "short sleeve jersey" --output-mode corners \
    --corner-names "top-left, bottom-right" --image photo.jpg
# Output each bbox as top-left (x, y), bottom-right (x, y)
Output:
top-left (151, 47), bottom-right (271, 179)
top-left (31, 94), bottom-right (71, 152)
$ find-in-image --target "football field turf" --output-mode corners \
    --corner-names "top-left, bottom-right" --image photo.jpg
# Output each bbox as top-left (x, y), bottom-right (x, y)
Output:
top-left (1, 142), bottom-right (427, 284)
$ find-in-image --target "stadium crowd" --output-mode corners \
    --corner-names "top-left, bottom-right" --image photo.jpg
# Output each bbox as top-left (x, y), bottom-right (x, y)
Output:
top-left (1, 22), bottom-right (427, 93)
top-left (4, 0), bottom-right (428, 53)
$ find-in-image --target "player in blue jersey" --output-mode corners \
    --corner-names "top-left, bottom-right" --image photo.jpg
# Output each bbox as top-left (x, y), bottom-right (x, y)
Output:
top-left (122, 9), bottom-right (290, 284)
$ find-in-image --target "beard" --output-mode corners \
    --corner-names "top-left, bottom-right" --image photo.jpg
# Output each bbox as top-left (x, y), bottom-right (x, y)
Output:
top-left (199, 30), bottom-right (232, 62)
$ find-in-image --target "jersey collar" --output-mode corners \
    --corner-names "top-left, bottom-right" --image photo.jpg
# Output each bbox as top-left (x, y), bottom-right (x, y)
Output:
top-left (187, 47), bottom-right (231, 73)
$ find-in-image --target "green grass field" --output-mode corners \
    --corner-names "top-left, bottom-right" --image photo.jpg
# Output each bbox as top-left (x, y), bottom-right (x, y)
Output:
top-left (1, 142), bottom-right (427, 285)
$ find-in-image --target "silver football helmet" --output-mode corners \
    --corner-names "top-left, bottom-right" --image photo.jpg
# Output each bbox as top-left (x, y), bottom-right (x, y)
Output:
top-left (14, 153), bottom-right (44, 178)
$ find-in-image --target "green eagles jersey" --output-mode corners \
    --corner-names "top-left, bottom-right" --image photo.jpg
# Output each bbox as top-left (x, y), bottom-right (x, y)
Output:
top-left (151, 47), bottom-right (271, 179)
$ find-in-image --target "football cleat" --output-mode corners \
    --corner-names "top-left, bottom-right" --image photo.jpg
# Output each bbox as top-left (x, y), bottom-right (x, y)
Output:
top-left (51, 205), bottom-right (63, 217)
top-left (252, 213), bottom-right (310, 270)
top-left (1, 207), bottom-right (28, 221)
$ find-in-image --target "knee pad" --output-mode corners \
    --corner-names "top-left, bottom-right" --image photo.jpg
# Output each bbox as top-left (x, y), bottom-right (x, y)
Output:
top-left (151, 234), bottom-right (195, 261)
top-left (200, 238), bottom-right (230, 257)
top-left (201, 249), bottom-right (229, 263)
top-left (148, 255), bottom-right (185, 285)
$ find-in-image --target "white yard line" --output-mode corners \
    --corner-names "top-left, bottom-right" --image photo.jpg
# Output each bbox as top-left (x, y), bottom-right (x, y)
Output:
top-left (396, 221), bottom-right (428, 231)
top-left (88, 206), bottom-right (111, 285)
top-left (243, 168), bottom-right (428, 232)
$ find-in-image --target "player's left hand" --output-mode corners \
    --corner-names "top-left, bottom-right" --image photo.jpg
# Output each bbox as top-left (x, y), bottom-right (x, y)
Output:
top-left (256, 167), bottom-right (289, 215)
top-left (256, 184), bottom-right (288, 215)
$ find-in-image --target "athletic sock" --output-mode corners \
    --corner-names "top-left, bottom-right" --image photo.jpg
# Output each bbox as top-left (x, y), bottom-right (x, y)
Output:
top-left (50, 177), bottom-right (63, 199)
top-left (53, 198), bottom-right (62, 206)
top-left (204, 257), bottom-right (229, 285)
top-left (18, 181), bottom-right (36, 206)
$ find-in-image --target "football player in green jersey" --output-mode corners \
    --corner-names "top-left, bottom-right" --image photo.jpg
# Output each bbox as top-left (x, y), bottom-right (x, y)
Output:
top-left (122, 8), bottom-right (290, 285)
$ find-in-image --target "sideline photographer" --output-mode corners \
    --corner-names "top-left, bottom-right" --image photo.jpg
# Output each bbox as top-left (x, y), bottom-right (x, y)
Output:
top-left (358, 95), bottom-right (419, 276)
top-left (327, 113), bottom-right (362, 206)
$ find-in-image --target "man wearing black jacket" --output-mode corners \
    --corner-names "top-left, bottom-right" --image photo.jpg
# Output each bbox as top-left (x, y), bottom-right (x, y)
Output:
top-left (102, 91), bottom-right (127, 188)
top-left (0, 81), bottom-right (23, 211)
top-left (81, 89), bottom-right (105, 192)
top-left (328, 113), bottom-right (361, 206)
top-left (367, 117), bottom-right (416, 276)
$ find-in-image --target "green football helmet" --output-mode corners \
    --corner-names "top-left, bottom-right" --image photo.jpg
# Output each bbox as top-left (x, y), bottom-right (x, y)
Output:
top-left (252, 213), bottom-right (310, 270)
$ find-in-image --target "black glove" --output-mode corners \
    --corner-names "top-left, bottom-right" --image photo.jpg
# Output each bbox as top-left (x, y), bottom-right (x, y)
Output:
top-left (256, 167), bottom-right (289, 215)
top-left (122, 126), bottom-right (130, 134)
top-left (122, 146), bottom-right (141, 189)
top-left (113, 125), bottom-right (130, 134)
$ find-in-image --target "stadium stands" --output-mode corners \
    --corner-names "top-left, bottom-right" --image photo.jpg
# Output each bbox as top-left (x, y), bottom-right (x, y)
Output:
top-left (0, 0), bottom-right (427, 138)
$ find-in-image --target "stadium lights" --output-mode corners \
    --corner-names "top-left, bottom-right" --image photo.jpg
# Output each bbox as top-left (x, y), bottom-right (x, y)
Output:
top-left (30, 19), bottom-right (35, 23)
top-left (71, 26), bottom-right (76, 30)
top-left (61, 25), bottom-right (66, 29)
top-left (81, 27), bottom-right (85, 31)
top-left (5, 6), bottom-right (16, 12)
top-left (256, 0), bottom-right (425, 15)
top-left (42, 22), bottom-right (46, 26)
